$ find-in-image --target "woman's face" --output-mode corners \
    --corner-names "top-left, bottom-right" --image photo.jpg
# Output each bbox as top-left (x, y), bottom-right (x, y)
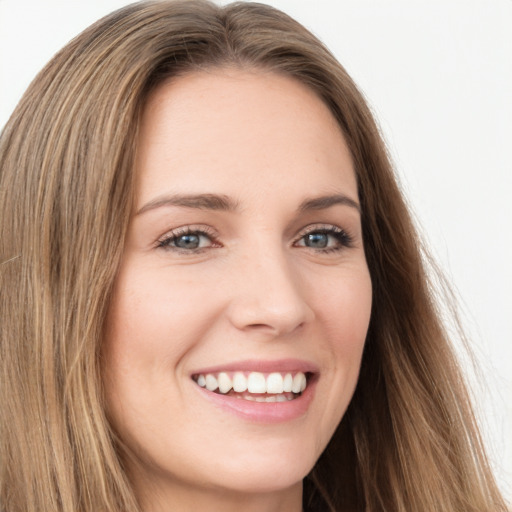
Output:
top-left (103, 69), bottom-right (372, 507)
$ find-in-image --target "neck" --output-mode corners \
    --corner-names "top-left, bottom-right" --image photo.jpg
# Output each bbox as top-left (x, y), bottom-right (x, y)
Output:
top-left (135, 477), bottom-right (303, 512)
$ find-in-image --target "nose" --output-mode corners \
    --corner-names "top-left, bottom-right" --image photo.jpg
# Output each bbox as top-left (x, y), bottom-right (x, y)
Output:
top-left (226, 248), bottom-right (314, 337)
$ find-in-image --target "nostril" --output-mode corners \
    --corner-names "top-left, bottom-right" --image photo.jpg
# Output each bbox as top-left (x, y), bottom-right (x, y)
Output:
top-left (243, 320), bottom-right (307, 337)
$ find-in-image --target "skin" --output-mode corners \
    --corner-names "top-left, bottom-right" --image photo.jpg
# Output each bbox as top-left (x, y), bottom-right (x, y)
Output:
top-left (103, 68), bottom-right (372, 512)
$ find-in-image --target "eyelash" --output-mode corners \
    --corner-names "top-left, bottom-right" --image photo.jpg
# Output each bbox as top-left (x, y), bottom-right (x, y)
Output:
top-left (294, 224), bottom-right (354, 253)
top-left (157, 226), bottom-right (220, 253)
top-left (156, 224), bottom-right (354, 254)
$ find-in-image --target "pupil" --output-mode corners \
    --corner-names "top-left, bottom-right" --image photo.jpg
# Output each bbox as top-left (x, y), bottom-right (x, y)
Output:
top-left (176, 234), bottom-right (200, 249)
top-left (306, 233), bottom-right (328, 248)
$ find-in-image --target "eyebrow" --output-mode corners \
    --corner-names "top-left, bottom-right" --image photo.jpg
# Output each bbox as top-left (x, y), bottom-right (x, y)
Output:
top-left (136, 192), bottom-right (360, 216)
top-left (299, 194), bottom-right (361, 214)
top-left (136, 193), bottom-right (239, 215)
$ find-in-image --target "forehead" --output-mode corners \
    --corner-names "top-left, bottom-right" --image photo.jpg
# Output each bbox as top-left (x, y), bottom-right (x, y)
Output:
top-left (135, 68), bottom-right (357, 205)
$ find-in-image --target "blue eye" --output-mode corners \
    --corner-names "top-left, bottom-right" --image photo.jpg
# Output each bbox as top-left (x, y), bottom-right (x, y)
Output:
top-left (157, 228), bottom-right (216, 251)
top-left (304, 232), bottom-right (329, 249)
top-left (296, 226), bottom-right (352, 252)
top-left (174, 233), bottom-right (202, 249)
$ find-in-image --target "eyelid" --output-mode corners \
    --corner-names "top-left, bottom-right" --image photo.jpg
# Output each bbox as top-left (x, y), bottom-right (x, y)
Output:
top-left (294, 223), bottom-right (349, 239)
top-left (293, 223), bottom-right (354, 250)
top-left (154, 222), bottom-right (354, 253)
top-left (156, 224), bottom-right (220, 250)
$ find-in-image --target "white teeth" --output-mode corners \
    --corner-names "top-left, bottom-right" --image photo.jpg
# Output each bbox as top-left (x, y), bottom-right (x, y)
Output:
top-left (283, 373), bottom-right (293, 392)
top-left (266, 372), bottom-right (284, 394)
top-left (232, 372), bottom-right (248, 392)
top-left (243, 394), bottom-right (292, 402)
top-left (292, 373), bottom-right (307, 393)
top-left (196, 371), bottom-right (308, 396)
top-left (247, 372), bottom-right (267, 393)
top-left (205, 374), bottom-right (218, 391)
top-left (244, 395), bottom-right (266, 402)
top-left (217, 372), bottom-right (232, 394)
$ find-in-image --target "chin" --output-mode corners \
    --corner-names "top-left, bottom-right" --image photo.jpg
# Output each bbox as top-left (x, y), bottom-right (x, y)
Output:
top-left (204, 438), bottom-right (320, 494)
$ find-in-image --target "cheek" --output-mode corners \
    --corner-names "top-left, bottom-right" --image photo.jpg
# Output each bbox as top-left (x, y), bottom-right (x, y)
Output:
top-left (315, 268), bottom-right (372, 398)
top-left (104, 266), bottom-right (223, 366)
top-left (301, 267), bottom-right (372, 453)
top-left (101, 267), bottom-right (219, 429)
top-left (316, 268), bottom-right (372, 353)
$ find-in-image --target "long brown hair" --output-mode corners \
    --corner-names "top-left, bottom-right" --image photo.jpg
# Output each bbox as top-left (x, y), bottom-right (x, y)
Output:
top-left (0, 1), bottom-right (507, 511)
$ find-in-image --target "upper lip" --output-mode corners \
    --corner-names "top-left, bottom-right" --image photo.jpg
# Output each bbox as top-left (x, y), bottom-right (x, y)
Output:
top-left (190, 358), bottom-right (319, 376)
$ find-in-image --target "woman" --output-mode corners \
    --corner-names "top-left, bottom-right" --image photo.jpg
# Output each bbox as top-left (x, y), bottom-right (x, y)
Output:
top-left (0, 1), bottom-right (508, 511)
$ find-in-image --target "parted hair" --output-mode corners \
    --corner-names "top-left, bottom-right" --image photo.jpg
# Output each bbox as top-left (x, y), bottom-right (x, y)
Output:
top-left (0, 1), bottom-right (507, 511)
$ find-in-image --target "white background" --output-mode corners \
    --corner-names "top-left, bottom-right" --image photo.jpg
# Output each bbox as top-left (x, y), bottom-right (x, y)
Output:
top-left (1, 0), bottom-right (510, 500)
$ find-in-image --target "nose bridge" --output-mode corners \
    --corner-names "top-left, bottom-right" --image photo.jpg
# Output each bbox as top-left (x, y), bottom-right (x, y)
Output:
top-left (227, 237), bottom-right (313, 335)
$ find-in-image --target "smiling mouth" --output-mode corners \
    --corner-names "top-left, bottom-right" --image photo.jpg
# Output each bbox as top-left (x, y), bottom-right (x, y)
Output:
top-left (192, 371), bottom-right (310, 402)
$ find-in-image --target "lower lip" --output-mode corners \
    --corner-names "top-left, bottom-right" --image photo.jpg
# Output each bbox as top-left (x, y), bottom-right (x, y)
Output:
top-left (193, 379), bottom-right (317, 424)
